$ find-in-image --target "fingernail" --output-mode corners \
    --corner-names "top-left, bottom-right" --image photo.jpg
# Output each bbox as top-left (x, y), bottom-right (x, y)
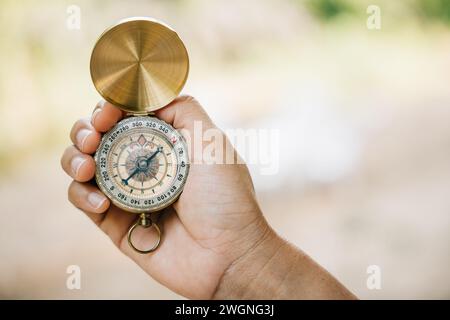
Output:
top-left (91, 107), bottom-right (102, 126)
top-left (88, 192), bottom-right (107, 210)
top-left (71, 156), bottom-right (86, 177)
top-left (76, 129), bottom-right (92, 150)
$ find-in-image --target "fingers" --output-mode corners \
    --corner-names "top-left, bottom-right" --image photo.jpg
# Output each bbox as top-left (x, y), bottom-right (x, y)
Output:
top-left (68, 100), bottom-right (124, 154)
top-left (68, 181), bottom-right (110, 214)
top-left (68, 181), bottom-right (133, 246)
top-left (91, 100), bottom-right (125, 132)
top-left (68, 181), bottom-right (136, 247)
top-left (61, 145), bottom-right (96, 182)
top-left (154, 95), bottom-right (215, 131)
top-left (69, 118), bottom-right (101, 154)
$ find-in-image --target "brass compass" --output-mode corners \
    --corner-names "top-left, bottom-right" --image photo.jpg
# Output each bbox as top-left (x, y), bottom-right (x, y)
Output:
top-left (90, 17), bottom-right (190, 254)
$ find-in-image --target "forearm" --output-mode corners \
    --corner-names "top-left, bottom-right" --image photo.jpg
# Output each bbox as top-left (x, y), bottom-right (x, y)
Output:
top-left (213, 227), bottom-right (357, 300)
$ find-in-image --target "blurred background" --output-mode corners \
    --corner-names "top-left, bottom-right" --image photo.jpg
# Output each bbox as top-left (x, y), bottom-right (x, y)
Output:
top-left (0, 0), bottom-right (449, 299)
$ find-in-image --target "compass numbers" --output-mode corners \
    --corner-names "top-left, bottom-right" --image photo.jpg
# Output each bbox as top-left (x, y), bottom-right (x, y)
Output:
top-left (95, 116), bottom-right (189, 213)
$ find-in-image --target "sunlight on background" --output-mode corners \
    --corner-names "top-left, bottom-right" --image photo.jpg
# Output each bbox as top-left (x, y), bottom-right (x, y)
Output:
top-left (0, 0), bottom-right (449, 299)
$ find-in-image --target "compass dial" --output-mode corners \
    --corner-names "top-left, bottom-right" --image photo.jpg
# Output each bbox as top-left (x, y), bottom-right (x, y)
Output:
top-left (95, 116), bottom-right (189, 213)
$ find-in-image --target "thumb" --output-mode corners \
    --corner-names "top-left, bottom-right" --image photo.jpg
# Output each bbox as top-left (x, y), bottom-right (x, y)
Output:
top-left (154, 95), bottom-right (216, 132)
top-left (155, 94), bottom-right (230, 165)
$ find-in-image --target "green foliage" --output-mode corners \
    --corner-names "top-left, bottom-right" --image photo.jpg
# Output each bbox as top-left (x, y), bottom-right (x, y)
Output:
top-left (416, 0), bottom-right (450, 25)
top-left (304, 0), bottom-right (354, 21)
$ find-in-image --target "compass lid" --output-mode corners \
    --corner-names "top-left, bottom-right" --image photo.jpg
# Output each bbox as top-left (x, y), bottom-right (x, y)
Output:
top-left (90, 17), bottom-right (189, 113)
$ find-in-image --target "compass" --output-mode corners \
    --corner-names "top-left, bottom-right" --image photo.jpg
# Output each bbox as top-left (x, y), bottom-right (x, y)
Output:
top-left (90, 17), bottom-right (190, 254)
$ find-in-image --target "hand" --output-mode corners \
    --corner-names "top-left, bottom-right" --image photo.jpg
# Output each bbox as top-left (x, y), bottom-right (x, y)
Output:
top-left (61, 96), bottom-right (271, 298)
top-left (61, 95), bottom-right (356, 299)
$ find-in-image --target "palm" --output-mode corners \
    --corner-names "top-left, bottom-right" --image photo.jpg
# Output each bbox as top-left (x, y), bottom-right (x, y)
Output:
top-left (110, 161), bottom-right (260, 299)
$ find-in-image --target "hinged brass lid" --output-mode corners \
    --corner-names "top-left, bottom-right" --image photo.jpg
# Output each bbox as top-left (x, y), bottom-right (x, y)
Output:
top-left (90, 17), bottom-right (189, 113)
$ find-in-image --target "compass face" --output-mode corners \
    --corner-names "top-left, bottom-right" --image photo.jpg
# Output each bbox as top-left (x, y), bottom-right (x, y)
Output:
top-left (95, 116), bottom-right (189, 213)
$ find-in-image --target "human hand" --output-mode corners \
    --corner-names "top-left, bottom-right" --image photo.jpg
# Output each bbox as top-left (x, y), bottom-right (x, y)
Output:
top-left (61, 95), bottom-right (356, 300)
top-left (61, 95), bottom-right (274, 299)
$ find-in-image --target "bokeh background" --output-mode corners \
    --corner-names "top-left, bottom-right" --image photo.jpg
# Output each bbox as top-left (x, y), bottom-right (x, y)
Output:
top-left (0, 0), bottom-right (449, 299)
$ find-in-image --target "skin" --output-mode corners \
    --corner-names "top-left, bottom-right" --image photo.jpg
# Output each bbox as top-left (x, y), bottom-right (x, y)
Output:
top-left (61, 95), bottom-right (357, 299)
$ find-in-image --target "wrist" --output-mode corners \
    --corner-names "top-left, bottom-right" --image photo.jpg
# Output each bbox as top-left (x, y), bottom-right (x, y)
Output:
top-left (212, 222), bottom-right (357, 300)
top-left (212, 222), bottom-right (289, 299)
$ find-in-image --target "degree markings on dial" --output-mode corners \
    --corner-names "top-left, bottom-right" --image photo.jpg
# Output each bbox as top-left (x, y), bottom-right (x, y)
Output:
top-left (100, 121), bottom-right (186, 211)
